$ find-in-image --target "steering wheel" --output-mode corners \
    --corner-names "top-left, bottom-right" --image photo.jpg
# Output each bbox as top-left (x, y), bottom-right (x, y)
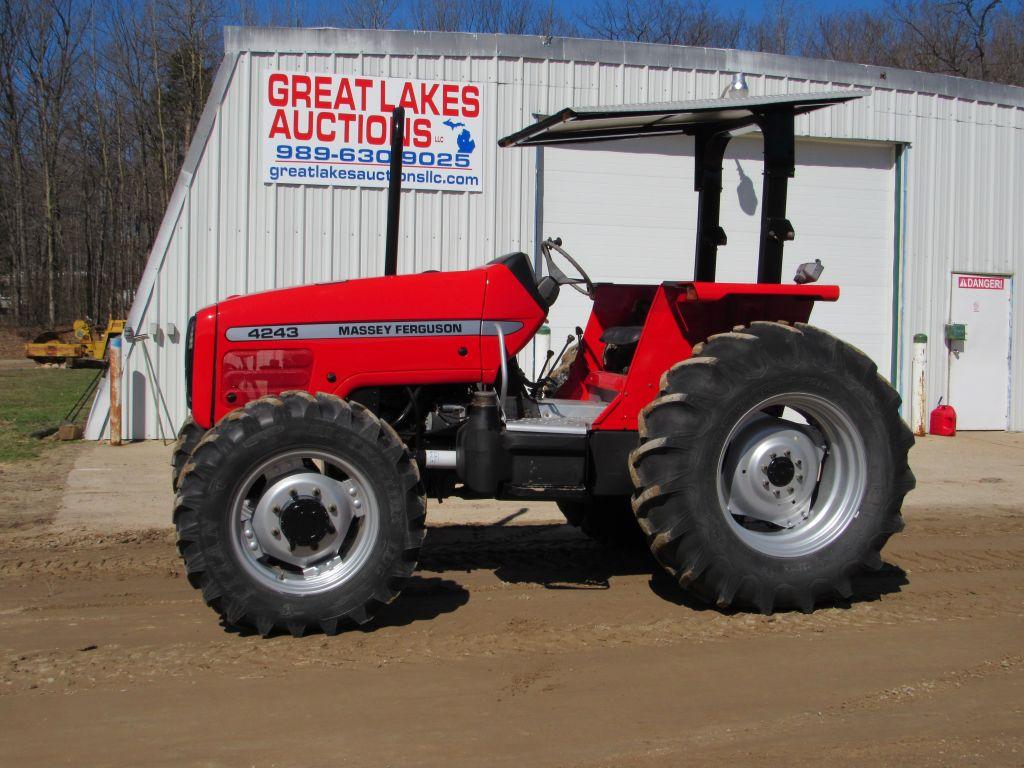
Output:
top-left (540, 237), bottom-right (596, 299)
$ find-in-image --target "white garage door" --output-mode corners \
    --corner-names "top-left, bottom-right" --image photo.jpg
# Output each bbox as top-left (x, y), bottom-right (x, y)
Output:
top-left (537, 135), bottom-right (896, 378)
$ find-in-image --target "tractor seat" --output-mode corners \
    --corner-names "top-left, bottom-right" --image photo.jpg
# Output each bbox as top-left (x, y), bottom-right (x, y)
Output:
top-left (600, 326), bottom-right (643, 346)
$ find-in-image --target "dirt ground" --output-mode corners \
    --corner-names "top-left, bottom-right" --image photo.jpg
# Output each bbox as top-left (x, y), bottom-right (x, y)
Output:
top-left (1, 433), bottom-right (1023, 767)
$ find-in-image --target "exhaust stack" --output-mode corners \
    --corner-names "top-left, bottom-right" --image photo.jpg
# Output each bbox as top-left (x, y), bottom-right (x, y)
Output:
top-left (384, 106), bottom-right (406, 276)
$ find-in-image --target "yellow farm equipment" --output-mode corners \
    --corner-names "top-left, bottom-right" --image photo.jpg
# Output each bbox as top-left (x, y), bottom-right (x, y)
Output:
top-left (24, 319), bottom-right (125, 366)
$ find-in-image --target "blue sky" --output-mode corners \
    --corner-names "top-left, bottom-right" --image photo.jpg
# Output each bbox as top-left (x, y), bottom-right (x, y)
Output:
top-left (247, 0), bottom-right (888, 28)
top-left (555, 0), bottom-right (884, 15)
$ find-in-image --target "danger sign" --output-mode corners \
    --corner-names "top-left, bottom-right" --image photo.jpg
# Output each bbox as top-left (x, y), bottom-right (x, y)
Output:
top-left (261, 71), bottom-right (483, 192)
top-left (957, 275), bottom-right (1005, 290)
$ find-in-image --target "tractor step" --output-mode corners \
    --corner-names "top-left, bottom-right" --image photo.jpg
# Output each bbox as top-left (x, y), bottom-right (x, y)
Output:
top-left (511, 398), bottom-right (606, 435)
top-left (507, 416), bottom-right (588, 435)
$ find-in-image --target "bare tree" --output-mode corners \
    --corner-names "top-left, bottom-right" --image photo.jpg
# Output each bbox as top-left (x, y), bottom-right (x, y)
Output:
top-left (749, 0), bottom-right (806, 55)
top-left (580, 0), bottom-right (745, 48)
top-left (157, 0), bottom-right (221, 165)
top-left (804, 9), bottom-right (909, 67)
top-left (0, 0), bottom-right (32, 319)
top-left (22, 0), bottom-right (87, 325)
top-left (334, 0), bottom-right (399, 29)
top-left (411, 0), bottom-right (473, 31)
top-left (889, 0), bottom-right (1003, 79)
top-left (988, 0), bottom-right (1024, 82)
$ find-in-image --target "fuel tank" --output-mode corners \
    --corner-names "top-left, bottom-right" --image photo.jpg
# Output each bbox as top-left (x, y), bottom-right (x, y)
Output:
top-left (190, 253), bottom-right (547, 428)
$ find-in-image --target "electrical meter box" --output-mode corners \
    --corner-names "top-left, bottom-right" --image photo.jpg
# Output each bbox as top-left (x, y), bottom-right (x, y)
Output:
top-left (945, 323), bottom-right (967, 342)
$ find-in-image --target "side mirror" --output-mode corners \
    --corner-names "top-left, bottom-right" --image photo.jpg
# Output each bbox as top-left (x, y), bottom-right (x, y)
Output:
top-left (794, 259), bottom-right (824, 284)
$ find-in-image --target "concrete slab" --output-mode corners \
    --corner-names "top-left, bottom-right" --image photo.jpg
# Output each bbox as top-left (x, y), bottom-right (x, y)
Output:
top-left (903, 432), bottom-right (1024, 515)
top-left (56, 440), bottom-right (564, 531)
top-left (57, 441), bottom-right (175, 530)
top-left (55, 431), bottom-right (1024, 533)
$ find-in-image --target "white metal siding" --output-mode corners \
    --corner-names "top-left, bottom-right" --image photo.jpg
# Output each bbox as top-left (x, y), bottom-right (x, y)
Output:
top-left (86, 28), bottom-right (1024, 438)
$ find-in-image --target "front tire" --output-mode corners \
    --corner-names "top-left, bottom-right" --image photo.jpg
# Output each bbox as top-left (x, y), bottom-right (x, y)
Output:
top-left (171, 418), bottom-right (205, 492)
top-left (630, 322), bottom-right (914, 613)
top-left (173, 391), bottom-right (426, 636)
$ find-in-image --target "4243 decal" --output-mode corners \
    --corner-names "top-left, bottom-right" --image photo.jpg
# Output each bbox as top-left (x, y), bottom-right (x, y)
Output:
top-left (226, 320), bottom-right (524, 342)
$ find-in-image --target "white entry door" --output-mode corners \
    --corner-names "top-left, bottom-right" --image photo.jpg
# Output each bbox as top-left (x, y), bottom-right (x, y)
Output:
top-left (948, 273), bottom-right (1013, 430)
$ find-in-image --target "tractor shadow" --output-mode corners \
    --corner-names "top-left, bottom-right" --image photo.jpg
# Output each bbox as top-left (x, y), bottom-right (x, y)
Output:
top-left (418, 522), bottom-right (655, 590)
top-left (362, 576), bottom-right (471, 630)
top-left (235, 524), bottom-right (910, 636)
top-left (420, 522), bottom-right (908, 613)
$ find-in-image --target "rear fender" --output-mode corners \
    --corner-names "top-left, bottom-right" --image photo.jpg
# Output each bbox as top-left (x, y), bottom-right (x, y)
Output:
top-left (579, 282), bottom-right (839, 431)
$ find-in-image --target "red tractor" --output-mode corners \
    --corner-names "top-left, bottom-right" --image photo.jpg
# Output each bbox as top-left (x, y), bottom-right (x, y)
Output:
top-left (172, 92), bottom-right (914, 636)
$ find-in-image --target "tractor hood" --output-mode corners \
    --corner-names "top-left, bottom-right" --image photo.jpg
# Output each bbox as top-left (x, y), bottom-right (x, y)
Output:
top-left (189, 256), bottom-right (547, 428)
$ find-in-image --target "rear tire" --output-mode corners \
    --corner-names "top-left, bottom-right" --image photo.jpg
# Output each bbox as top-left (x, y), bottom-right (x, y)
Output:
top-left (630, 321), bottom-right (914, 613)
top-left (171, 418), bottom-right (205, 492)
top-left (174, 391), bottom-right (426, 636)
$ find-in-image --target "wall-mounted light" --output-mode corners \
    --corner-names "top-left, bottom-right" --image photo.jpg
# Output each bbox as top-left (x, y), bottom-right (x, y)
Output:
top-left (722, 72), bottom-right (749, 99)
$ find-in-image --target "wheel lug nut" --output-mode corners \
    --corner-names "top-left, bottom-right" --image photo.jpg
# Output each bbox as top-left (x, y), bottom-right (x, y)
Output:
top-left (271, 529), bottom-right (281, 538)
top-left (773, 490), bottom-right (781, 498)
top-left (770, 453), bottom-right (777, 459)
top-left (348, 487), bottom-right (357, 496)
top-left (290, 489), bottom-right (299, 499)
top-left (763, 480), bottom-right (770, 489)
top-left (313, 488), bottom-right (321, 497)
top-left (760, 466), bottom-right (768, 474)
top-left (353, 499), bottom-right (361, 509)
top-left (796, 475), bottom-right (804, 483)
top-left (273, 506), bottom-right (281, 514)
top-left (329, 505), bottom-right (337, 514)
top-left (785, 450), bottom-right (791, 457)
top-left (787, 487), bottom-right (794, 494)
top-left (247, 540), bottom-right (258, 551)
top-left (795, 460), bottom-right (802, 468)
top-left (244, 526), bottom-right (253, 538)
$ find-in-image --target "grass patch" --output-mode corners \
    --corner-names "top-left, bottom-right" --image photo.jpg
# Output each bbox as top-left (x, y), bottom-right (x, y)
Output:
top-left (0, 366), bottom-right (100, 461)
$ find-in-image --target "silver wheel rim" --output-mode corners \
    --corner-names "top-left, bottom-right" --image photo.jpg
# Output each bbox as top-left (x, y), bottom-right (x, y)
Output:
top-left (715, 393), bottom-right (867, 558)
top-left (230, 449), bottom-right (381, 595)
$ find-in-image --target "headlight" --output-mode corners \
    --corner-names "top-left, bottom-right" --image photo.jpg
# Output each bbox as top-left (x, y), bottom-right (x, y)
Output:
top-left (185, 314), bottom-right (196, 410)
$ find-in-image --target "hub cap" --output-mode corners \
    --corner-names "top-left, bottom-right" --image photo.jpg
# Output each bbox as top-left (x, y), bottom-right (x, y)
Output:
top-left (716, 393), bottom-right (867, 558)
top-left (279, 496), bottom-right (333, 550)
top-left (232, 450), bottom-right (380, 595)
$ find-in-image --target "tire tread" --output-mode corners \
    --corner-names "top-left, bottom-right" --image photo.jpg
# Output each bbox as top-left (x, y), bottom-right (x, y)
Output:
top-left (629, 321), bottom-right (913, 614)
top-left (173, 391), bottom-right (426, 636)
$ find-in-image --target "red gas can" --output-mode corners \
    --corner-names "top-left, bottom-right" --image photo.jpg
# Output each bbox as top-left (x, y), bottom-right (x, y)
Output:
top-left (929, 404), bottom-right (957, 436)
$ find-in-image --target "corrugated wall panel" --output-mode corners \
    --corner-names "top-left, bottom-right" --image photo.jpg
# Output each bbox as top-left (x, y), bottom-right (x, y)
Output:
top-left (86, 29), bottom-right (1024, 439)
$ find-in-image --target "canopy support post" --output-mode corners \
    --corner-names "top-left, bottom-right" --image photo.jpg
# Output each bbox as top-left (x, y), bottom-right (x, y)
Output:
top-left (693, 129), bottom-right (732, 282)
top-left (755, 109), bottom-right (796, 284)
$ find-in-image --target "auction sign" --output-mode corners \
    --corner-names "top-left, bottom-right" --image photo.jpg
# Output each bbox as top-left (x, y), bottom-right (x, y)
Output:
top-left (261, 71), bottom-right (483, 192)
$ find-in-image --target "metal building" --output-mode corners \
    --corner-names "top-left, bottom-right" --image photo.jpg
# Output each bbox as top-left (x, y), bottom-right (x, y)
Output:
top-left (85, 26), bottom-right (1024, 439)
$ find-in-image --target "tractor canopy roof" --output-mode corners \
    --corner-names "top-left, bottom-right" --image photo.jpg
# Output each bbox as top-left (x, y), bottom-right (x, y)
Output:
top-left (498, 91), bottom-right (861, 147)
top-left (499, 90), bottom-right (864, 285)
